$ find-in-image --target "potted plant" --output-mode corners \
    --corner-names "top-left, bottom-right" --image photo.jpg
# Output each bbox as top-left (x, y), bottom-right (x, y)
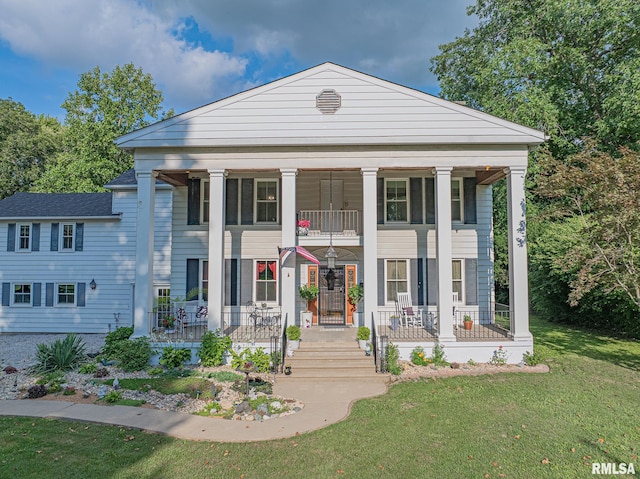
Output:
top-left (299, 284), bottom-right (318, 327)
top-left (463, 314), bottom-right (473, 330)
top-left (296, 219), bottom-right (310, 236)
top-left (356, 326), bottom-right (370, 349)
top-left (286, 324), bottom-right (302, 349)
top-left (162, 314), bottom-right (176, 333)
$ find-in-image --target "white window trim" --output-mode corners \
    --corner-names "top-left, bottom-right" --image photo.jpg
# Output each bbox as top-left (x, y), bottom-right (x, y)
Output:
top-left (200, 259), bottom-right (208, 303)
top-left (254, 259), bottom-right (278, 303)
top-left (56, 283), bottom-right (76, 307)
top-left (384, 179), bottom-right (409, 223)
top-left (452, 259), bottom-right (464, 305)
top-left (154, 285), bottom-right (171, 325)
top-left (385, 259), bottom-right (410, 304)
top-left (60, 223), bottom-right (75, 251)
top-left (12, 282), bottom-right (32, 306)
top-left (254, 179), bottom-right (279, 224)
top-left (201, 180), bottom-right (210, 224)
top-left (451, 178), bottom-right (464, 223)
top-left (17, 223), bottom-right (31, 251)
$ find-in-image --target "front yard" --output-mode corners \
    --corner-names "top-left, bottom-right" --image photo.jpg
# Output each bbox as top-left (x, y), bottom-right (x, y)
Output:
top-left (1, 316), bottom-right (638, 478)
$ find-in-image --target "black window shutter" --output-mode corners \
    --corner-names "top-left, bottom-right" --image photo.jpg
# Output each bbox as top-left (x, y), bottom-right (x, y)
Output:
top-left (417, 258), bottom-right (424, 306)
top-left (377, 258), bottom-right (385, 305)
top-left (45, 283), bottom-right (54, 307)
top-left (50, 223), bottom-right (59, 251)
top-left (465, 259), bottom-right (478, 305)
top-left (426, 259), bottom-right (437, 305)
top-left (425, 178), bottom-right (435, 224)
top-left (225, 178), bottom-right (239, 225)
top-left (75, 223), bottom-right (84, 251)
top-left (410, 178), bottom-right (423, 224)
top-left (77, 283), bottom-right (86, 307)
top-left (187, 179), bottom-right (201, 225)
top-left (230, 258), bottom-right (238, 306)
top-left (32, 223), bottom-right (40, 251)
top-left (186, 259), bottom-right (200, 297)
top-left (241, 179), bottom-right (254, 225)
top-left (410, 258), bottom-right (419, 304)
top-left (1, 282), bottom-right (10, 306)
top-left (377, 178), bottom-right (384, 224)
top-left (239, 259), bottom-right (253, 304)
top-left (7, 223), bottom-right (15, 252)
top-left (464, 178), bottom-right (477, 224)
top-left (33, 283), bottom-right (42, 307)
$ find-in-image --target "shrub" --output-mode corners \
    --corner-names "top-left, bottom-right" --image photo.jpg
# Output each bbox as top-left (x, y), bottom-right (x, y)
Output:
top-left (31, 334), bottom-right (87, 374)
top-left (115, 337), bottom-right (152, 372)
top-left (27, 384), bottom-right (48, 399)
top-left (430, 341), bottom-right (449, 367)
top-left (102, 326), bottom-right (134, 359)
top-left (385, 343), bottom-right (402, 375)
top-left (230, 347), bottom-right (272, 373)
top-left (159, 346), bottom-right (192, 369)
top-left (103, 390), bottom-right (123, 404)
top-left (523, 350), bottom-right (543, 366)
top-left (411, 346), bottom-right (429, 366)
top-left (286, 325), bottom-right (301, 341)
top-left (197, 329), bottom-right (232, 367)
top-left (356, 326), bottom-right (370, 341)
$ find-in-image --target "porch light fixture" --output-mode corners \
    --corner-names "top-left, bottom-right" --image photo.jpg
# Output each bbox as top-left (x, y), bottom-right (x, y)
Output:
top-left (324, 171), bottom-right (338, 289)
top-left (325, 244), bottom-right (337, 269)
top-left (89, 279), bottom-right (97, 290)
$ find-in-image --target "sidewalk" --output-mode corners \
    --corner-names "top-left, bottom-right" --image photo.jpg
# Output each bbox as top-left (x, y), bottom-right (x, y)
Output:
top-left (0, 378), bottom-right (387, 442)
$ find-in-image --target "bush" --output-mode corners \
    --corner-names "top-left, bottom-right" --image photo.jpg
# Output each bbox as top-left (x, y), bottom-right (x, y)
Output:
top-left (430, 342), bottom-right (449, 367)
top-left (356, 326), bottom-right (370, 341)
top-left (523, 350), bottom-right (543, 366)
top-left (411, 346), bottom-right (429, 366)
top-left (27, 384), bottom-right (48, 399)
top-left (115, 337), bottom-right (152, 372)
top-left (31, 334), bottom-right (87, 374)
top-left (197, 329), bottom-right (232, 367)
top-left (230, 347), bottom-right (272, 373)
top-left (102, 326), bottom-right (134, 358)
top-left (286, 325), bottom-right (301, 341)
top-left (159, 346), bottom-right (192, 369)
top-left (385, 343), bottom-right (402, 375)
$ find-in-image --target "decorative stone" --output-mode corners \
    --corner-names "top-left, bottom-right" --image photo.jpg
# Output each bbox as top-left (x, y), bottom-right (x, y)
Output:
top-left (235, 401), bottom-right (251, 414)
top-left (269, 401), bottom-right (282, 410)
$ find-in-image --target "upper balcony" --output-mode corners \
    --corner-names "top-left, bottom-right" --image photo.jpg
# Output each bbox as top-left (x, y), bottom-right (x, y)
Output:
top-left (296, 209), bottom-right (362, 247)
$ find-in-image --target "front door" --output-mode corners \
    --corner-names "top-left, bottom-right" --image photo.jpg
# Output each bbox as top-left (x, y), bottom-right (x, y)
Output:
top-left (318, 266), bottom-right (346, 325)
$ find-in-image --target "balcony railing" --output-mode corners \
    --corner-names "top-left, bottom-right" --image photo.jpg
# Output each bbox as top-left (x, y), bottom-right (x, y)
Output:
top-left (297, 210), bottom-right (361, 236)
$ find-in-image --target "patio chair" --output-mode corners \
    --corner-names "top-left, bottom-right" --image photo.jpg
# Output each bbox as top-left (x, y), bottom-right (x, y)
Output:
top-left (396, 292), bottom-right (423, 327)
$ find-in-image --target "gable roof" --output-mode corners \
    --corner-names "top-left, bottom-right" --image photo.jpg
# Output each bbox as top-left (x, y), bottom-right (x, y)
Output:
top-left (116, 62), bottom-right (546, 150)
top-left (0, 192), bottom-right (116, 220)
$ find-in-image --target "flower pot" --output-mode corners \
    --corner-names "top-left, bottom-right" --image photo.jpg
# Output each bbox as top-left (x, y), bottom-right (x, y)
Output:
top-left (358, 339), bottom-right (367, 349)
top-left (463, 320), bottom-right (473, 331)
top-left (165, 328), bottom-right (175, 334)
top-left (301, 310), bottom-right (313, 327)
top-left (297, 227), bottom-right (308, 236)
top-left (288, 339), bottom-right (300, 350)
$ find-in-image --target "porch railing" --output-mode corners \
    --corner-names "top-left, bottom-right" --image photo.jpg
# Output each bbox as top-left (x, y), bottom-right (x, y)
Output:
top-left (222, 310), bottom-right (283, 342)
top-left (297, 210), bottom-right (361, 235)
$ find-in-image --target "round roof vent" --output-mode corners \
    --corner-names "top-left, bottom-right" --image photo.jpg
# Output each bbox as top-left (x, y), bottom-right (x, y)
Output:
top-left (316, 89), bottom-right (341, 114)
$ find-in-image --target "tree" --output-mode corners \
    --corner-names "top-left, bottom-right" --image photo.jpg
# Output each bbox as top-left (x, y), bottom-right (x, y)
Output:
top-left (34, 64), bottom-right (173, 192)
top-left (0, 98), bottom-right (64, 199)
top-left (538, 144), bottom-right (640, 311)
top-left (430, 0), bottom-right (640, 327)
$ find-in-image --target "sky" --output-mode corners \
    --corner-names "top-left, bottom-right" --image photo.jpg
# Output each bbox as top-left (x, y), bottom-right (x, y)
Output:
top-left (0, 0), bottom-right (478, 120)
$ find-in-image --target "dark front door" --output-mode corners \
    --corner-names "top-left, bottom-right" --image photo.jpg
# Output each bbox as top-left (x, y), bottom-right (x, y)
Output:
top-left (319, 266), bottom-right (346, 325)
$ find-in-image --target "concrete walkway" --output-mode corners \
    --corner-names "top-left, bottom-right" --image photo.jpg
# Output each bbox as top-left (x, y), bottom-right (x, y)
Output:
top-left (0, 378), bottom-right (387, 442)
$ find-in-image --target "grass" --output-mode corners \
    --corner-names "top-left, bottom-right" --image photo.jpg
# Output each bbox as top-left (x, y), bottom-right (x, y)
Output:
top-left (1, 316), bottom-right (638, 478)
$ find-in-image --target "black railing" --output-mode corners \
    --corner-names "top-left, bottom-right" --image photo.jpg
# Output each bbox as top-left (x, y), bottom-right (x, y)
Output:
top-left (371, 312), bottom-right (379, 372)
top-left (222, 311), bottom-right (283, 342)
top-left (280, 314), bottom-right (288, 374)
top-left (378, 334), bottom-right (389, 373)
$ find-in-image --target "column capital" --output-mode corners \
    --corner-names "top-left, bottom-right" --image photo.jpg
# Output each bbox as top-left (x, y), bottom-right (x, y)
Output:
top-left (432, 166), bottom-right (453, 175)
top-left (503, 166), bottom-right (527, 176)
top-left (207, 168), bottom-right (227, 178)
top-left (135, 170), bottom-right (158, 179)
top-left (279, 168), bottom-right (298, 177)
top-left (361, 167), bottom-right (379, 176)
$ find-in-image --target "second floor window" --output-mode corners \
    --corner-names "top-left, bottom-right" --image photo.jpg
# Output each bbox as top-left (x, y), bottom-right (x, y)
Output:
top-left (18, 224), bottom-right (30, 250)
top-left (202, 180), bottom-right (210, 223)
top-left (256, 180), bottom-right (278, 223)
top-left (451, 179), bottom-right (462, 222)
top-left (61, 224), bottom-right (75, 250)
top-left (385, 180), bottom-right (408, 222)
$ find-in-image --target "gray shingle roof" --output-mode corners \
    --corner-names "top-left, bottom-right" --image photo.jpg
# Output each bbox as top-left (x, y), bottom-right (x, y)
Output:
top-left (0, 192), bottom-right (114, 218)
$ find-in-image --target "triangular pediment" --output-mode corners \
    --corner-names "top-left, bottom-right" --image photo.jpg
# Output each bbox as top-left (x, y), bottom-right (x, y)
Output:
top-left (117, 63), bottom-right (546, 149)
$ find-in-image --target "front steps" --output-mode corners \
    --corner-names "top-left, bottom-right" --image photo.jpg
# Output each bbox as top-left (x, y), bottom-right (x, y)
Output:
top-left (279, 327), bottom-right (386, 381)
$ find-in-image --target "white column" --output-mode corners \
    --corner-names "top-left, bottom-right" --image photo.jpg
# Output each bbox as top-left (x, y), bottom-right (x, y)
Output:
top-left (361, 167), bottom-right (379, 330)
top-left (434, 167), bottom-right (455, 341)
top-left (207, 169), bottom-right (226, 331)
top-left (133, 170), bottom-right (156, 337)
top-left (280, 168), bottom-right (297, 325)
top-left (505, 166), bottom-right (532, 341)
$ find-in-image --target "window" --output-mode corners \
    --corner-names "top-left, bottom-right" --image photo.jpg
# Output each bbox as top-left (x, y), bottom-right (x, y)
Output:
top-left (386, 259), bottom-right (408, 302)
top-left (451, 179), bottom-right (462, 222)
top-left (155, 286), bottom-right (171, 327)
top-left (452, 260), bottom-right (463, 301)
top-left (57, 284), bottom-right (75, 305)
top-left (255, 180), bottom-right (278, 223)
top-left (202, 180), bottom-right (210, 223)
top-left (18, 224), bottom-right (30, 250)
top-left (13, 283), bottom-right (31, 305)
top-left (255, 260), bottom-right (277, 302)
top-left (201, 260), bottom-right (209, 302)
top-left (61, 224), bottom-right (75, 250)
top-left (385, 180), bottom-right (408, 222)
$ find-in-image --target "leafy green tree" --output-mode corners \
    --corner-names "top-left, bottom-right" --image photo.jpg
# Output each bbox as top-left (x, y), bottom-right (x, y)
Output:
top-left (0, 98), bottom-right (64, 199)
top-left (430, 0), bottom-right (640, 326)
top-left (34, 63), bottom-right (173, 192)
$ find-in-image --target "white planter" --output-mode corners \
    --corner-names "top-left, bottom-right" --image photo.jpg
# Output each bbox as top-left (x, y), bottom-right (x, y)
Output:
top-left (288, 339), bottom-right (300, 350)
top-left (358, 339), bottom-right (367, 349)
top-left (301, 310), bottom-right (313, 328)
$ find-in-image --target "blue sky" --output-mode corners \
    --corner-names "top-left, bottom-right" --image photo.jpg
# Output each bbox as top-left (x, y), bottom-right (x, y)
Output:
top-left (0, 0), bottom-right (477, 120)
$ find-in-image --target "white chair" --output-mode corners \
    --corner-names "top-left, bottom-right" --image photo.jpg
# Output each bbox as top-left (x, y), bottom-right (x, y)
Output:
top-left (396, 292), bottom-right (423, 327)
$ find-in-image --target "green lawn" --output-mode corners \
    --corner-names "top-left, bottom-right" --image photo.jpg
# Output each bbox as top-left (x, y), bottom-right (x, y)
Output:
top-left (1, 316), bottom-right (638, 479)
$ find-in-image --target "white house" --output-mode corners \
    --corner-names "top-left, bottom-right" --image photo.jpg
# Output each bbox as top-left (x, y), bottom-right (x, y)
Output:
top-left (0, 63), bottom-right (545, 363)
